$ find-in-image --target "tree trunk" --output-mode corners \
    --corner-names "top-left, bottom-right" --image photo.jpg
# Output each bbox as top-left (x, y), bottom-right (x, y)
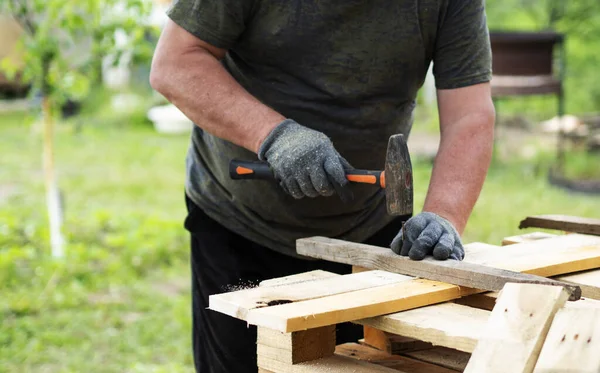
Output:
top-left (42, 95), bottom-right (65, 258)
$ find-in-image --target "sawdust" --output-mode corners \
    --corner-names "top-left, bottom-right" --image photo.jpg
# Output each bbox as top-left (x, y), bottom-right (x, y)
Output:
top-left (222, 279), bottom-right (260, 292)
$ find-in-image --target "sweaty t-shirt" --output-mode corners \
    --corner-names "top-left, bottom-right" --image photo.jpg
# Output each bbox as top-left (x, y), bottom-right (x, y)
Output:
top-left (167, 0), bottom-right (492, 257)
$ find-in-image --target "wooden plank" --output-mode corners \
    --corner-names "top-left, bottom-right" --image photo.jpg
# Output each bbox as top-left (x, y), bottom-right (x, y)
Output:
top-left (257, 325), bottom-right (336, 364)
top-left (358, 302), bottom-right (488, 353)
top-left (352, 265), bottom-right (372, 273)
top-left (404, 347), bottom-right (470, 372)
top-left (519, 214), bottom-right (600, 236)
top-left (454, 292), bottom-right (498, 311)
top-left (533, 307), bottom-right (600, 372)
top-left (296, 237), bottom-right (582, 300)
top-left (257, 354), bottom-right (402, 373)
top-left (464, 283), bottom-right (570, 373)
top-left (460, 290), bottom-right (600, 311)
top-left (259, 270), bottom-right (338, 287)
top-left (502, 232), bottom-right (559, 246)
top-left (361, 330), bottom-right (433, 355)
top-left (218, 234), bottom-right (600, 332)
top-left (362, 326), bottom-right (393, 352)
top-left (463, 242), bottom-right (500, 254)
top-left (246, 278), bottom-right (464, 332)
top-left (336, 343), bottom-right (458, 373)
top-left (565, 297), bottom-right (600, 309)
top-left (209, 270), bottom-right (412, 320)
top-left (463, 233), bottom-right (600, 267)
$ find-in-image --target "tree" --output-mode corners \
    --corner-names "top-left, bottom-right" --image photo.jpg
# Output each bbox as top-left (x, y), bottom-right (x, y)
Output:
top-left (0, 0), bottom-right (156, 257)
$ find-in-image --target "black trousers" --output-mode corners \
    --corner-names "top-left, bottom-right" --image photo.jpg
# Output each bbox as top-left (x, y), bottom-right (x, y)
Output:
top-left (184, 194), bottom-right (407, 373)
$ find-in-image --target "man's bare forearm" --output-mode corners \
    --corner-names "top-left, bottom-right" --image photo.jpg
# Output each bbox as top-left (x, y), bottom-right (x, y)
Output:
top-left (150, 22), bottom-right (284, 153)
top-left (422, 112), bottom-right (494, 234)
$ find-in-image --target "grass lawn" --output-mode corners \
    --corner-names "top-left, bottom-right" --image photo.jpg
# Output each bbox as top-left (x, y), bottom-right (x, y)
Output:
top-left (1, 97), bottom-right (600, 372)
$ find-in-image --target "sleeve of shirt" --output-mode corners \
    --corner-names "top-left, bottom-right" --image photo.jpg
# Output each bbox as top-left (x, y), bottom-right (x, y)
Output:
top-left (432, 0), bottom-right (493, 90)
top-left (166, 0), bottom-right (255, 50)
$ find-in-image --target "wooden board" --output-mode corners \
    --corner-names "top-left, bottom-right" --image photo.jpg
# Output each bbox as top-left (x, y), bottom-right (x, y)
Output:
top-left (257, 354), bottom-right (402, 373)
top-left (260, 270), bottom-right (338, 287)
top-left (296, 237), bottom-right (583, 300)
top-left (404, 347), bottom-right (470, 372)
top-left (246, 278), bottom-right (464, 332)
top-left (358, 302), bottom-right (489, 353)
top-left (361, 330), bottom-right (433, 355)
top-left (210, 270), bottom-right (412, 320)
top-left (533, 307), bottom-right (600, 372)
top-left (519, 215), bottom-right (600, 236)
top-left (257, 325), bottom-right (335, 364)
top-left (459, 290), bottom-right (600, 311)
top-left (454, 292), bottom-right (498, 311)
top-left (502, 232), bottom-right (559, 245)
top-left (336, 343), bottom-right (458, 373)
top-left (464, 283), bottom-right (569, 373)
top-left (211, 234), bottom-right (600, 332)
top-left (462, 233), bottom-right (600, 269)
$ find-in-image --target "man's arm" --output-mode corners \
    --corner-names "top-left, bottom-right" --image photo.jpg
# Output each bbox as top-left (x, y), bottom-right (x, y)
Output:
top-left (423, 82), bottom-right (495, 234)
top-left (150, 18), bottom-right (350, 199)
top-left (149, 20), bottom-right (284, 153)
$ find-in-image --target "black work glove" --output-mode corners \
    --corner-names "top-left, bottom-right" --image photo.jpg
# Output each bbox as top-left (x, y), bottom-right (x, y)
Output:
top-left (258, 119), bottom-right (351, 199)
top-left (390, 212), bottom-right (465, 261)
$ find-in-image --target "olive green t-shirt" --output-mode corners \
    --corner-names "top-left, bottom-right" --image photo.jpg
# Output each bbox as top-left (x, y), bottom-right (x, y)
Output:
top-left (167, 0), bottom-right (492, 257)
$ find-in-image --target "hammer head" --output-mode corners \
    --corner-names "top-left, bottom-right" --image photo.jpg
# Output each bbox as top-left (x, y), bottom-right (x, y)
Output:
top-left (384, 134), bottom-right (413, 216)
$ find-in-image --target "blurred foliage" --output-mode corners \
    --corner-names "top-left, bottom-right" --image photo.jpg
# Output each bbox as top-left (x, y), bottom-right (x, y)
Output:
top-left (486, 0), bottom-right (600, 116)
top-left (0, 107), bottom-right (193, 372)
top-left (0, 0), bottom-right (158, 105)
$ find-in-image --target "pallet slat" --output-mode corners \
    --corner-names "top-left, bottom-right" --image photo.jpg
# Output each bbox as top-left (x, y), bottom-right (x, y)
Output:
top-left (358, 302), bottom-right (488, 353)
top-left (296, 237), bottom-right (583, 299)
top-left (257, 354), bottom-right (402, 373)
top-left (464, 283), bottom-right (570, 373)
top-left (210, 270), bottom-right (411, 320)
top-left (336, 343), bottom-right (459, 373)
top-left (533, 307), bottom-right (600, 372)
top-left (211, 234), bottom-right (600, 332)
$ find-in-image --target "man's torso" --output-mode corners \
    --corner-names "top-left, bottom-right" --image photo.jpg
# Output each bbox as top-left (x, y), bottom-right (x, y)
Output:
top-left (177, 0), bottom-right (466, 255)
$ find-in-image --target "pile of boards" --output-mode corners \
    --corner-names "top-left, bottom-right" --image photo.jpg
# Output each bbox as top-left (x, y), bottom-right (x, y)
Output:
top-left (209, 216), bottom-right (600, 373)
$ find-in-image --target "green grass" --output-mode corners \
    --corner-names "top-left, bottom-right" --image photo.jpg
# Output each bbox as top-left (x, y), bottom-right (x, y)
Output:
top-left (1, 94), bottom-right (600, 372)
top-left (0, 104), bottom-right (193, 373)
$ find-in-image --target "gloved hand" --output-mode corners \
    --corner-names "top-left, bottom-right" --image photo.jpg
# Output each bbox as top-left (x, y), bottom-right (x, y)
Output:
top-left (390, 212), bottom-right (465, 261)
top-left (258, 119), bottom-right (351, 199)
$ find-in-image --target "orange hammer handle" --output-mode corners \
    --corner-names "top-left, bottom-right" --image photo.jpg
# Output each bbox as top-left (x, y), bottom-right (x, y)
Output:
top-left (230, 160), bottom-right (385, 188)
top-left (345, 170), bottom-right (386, 188)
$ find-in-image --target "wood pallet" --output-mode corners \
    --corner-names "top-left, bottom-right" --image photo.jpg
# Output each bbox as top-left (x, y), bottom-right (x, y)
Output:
top-left (210, 223), bottom-right (600, 372)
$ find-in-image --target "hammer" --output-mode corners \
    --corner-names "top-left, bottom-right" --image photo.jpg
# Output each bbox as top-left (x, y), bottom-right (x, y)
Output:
top-left (228, 134), bottom-right (414, 216)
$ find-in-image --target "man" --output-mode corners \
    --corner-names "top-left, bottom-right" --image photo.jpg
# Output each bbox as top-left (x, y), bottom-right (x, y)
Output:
top-left (150, 0), bottom-right (495, 371)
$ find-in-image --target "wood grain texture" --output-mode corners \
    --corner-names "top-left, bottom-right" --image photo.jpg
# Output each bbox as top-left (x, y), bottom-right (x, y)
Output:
top-left (257, 354), bottom-right (402, 373)
top-left (358, 302), bottom-right (489, 353)
top-left (296, 236), bottom-right (583, 300)
top-left (464, 283), bottom-right (570, 373)
top-left (259, 270), bottom-right (338, 287)
top-left (257, 325), bottom-right (335, 364)
top-left (336, 343), bottom-right (458, 373)
top-left (463, 233), bottom-right (600, 268)
top-left (362, 328), bottom-right (433, 354)
top-left (209, 270), bottom-right (412, 320)
top-left (454, 292), bottom-right (498, 311)
top-left (502, 232), bottom-right (559, 246)
top-left (404, 347), bottom-right (470, 372)
top-left (246, 278), bottom-right (463, 332)
top-left (533, 307), bottom-right (600, 372)
top-left (519, 215), bottom-right (600, 236)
